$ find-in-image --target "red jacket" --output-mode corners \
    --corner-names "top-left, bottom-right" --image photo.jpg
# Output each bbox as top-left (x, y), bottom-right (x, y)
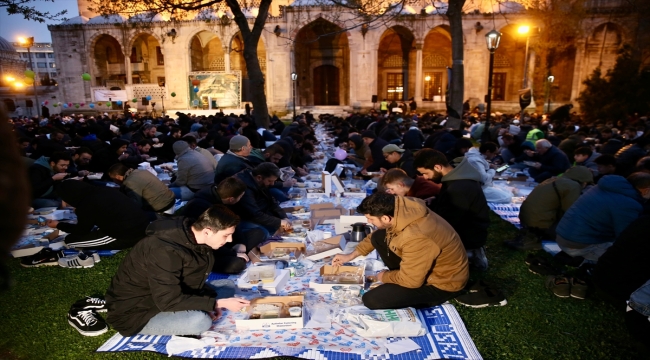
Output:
top-left (407, 176), bottom-right (441, 199)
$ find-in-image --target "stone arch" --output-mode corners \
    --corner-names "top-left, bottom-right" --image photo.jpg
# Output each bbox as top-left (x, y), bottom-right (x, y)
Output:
top-left (421, 25), bottom-right (452, 101)
top-left (377, 26), bottom-right (416, 102)
top-left (581, 21), bottom-right (623, 91)
top-left (90, 33), bottom-right (126, 87)
top-left (126, 31), bottom-right (164, 56)
top-left (188, 30), bottom-right (225, 71)
top-left (127, 32), bottom-right (165, 84)
top-left (294, 17), bottom-right (350, 106)
top-left (229, 31), bottom-right (267, 102)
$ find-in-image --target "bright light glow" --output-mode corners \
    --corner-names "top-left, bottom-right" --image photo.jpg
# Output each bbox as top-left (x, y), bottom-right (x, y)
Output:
top-left (17, 37), bottom-right (27, 44)
top-left (5, 76), bottom-right (15, 82)
top-left (518, 26), bottom-right (530, 35)
top-left (14, 82), bottom-right (24, 88)
top-left (425, 75), bottom-right (431, 81)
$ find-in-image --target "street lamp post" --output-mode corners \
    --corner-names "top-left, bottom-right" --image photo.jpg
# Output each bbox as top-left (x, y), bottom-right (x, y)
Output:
top-left (291, 72), bottom-right (297, 120)
top-left (546, 75), bottom-right (555, 113)
top-left (482, 29), bottom-right (501, 143)
top-left (17, 36), bottom-right (40, 118)
top-left (518, 25), bottom-right (531, 121)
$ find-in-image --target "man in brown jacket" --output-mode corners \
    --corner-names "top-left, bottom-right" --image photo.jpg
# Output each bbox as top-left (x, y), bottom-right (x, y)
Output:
top-left (332, 193), bottom-right (469, 309)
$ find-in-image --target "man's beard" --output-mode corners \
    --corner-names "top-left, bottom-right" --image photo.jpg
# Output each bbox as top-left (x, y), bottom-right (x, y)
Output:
top-left (432, 170), bottom-right (443, 181)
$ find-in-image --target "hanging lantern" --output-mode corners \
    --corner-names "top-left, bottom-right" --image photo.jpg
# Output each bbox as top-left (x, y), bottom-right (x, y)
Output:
top-left (146, 95), bottom-right (152, 101)
top-left (191, 79), bottom-right (200, 87)
top-left (81, 73), bottom-right (91, 81)
top-left (171, 92), bottom-right (176, 97)
top-left (116, 100), bottom-right (123, 106)
top-left (193, 87), bottom-right (199, 93)
top-left (132, 98), bottom-right (138, 103)
top-left (89, 103), bottom-right (95, 108)
top-left (106, 101), bottom-right (112, 107)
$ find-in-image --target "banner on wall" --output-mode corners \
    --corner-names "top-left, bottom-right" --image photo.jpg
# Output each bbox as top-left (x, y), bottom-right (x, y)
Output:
top-left (188, 73), bottom-right (241, 109)
top-left (93, 90), bottom-right (128, 102)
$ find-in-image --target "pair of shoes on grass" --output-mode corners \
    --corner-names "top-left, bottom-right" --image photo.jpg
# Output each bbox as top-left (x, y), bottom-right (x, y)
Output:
top-left (455, 280), bottom-right (507, 308)
top-left (20, 248), bottom-right (101, 269)
top-left (525, 253), bottom-right (559, 276)
top-left (67, 296), bottom-right (109, 336)
top-left (545, 275), bottom-right (587, 299)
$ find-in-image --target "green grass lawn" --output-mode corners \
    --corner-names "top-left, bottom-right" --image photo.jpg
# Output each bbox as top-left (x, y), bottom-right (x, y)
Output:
top-left (0, 214), bottom-right (642, 359)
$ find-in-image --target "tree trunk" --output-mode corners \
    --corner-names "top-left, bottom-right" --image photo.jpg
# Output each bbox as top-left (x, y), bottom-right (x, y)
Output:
top-left (226, 0), bottom-right (272, 128)
top-left (446, 0), bottom-right (466, 130)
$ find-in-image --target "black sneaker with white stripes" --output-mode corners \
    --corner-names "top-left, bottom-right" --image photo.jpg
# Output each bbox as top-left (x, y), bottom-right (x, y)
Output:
top-left (72, 296), bottom-right (107, 313)
top-left (67, 308), bottom-right (108, 336)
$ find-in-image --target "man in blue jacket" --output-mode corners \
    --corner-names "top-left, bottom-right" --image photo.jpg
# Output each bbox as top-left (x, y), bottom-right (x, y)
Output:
top-left (555, 172), bottom-right (650, 262)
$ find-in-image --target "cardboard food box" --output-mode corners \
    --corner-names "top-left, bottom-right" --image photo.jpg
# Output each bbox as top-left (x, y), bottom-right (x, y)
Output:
top-left (235, 295), bottom-right (305, 330)
top-left (249, 242), bottom-right (307, 264)
top-left (310, 203), bottom-right (348, 226)
top-left (305, 235), bottom-right (347, 261)
top-left (309, 265), bottom-right (365, 292)
top-left (236, 268), bottom-right (290, 295)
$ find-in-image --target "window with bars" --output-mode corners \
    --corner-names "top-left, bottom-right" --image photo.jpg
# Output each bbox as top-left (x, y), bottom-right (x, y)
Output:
top-left (156, 46), bottom-right (164, 65)
top-left (423, 72), bottom-right (443, 100)
top-left (386, 73), bottom-right (403, 101)
top-left (492, 73), bottom-right (506, 101)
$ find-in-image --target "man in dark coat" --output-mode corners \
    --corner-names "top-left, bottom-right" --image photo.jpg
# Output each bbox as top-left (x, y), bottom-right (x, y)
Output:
top-left (28, 151), bottom-right (71, 208)
top-left (105, 206), bottom-right (250, 336)
top-left (382, 144), bottom-right (416, 178)
top-left (213, 135), bottom-right (253, 185)
top-left (361, 130), bottom-right (391, 173)
top-left (231, 163), bottom-right (291, 239)
top-left (414, 149), bottom-right (490, 270)
top-left (528, 139), bottom-right (571, 183)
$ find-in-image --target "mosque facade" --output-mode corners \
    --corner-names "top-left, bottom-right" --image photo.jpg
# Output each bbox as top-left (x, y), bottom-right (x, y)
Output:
top-left (46, 0), bottom-right (638, 115)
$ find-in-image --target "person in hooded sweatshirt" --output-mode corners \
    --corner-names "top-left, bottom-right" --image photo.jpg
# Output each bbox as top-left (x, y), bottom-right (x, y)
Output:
top-left (332, 193), bottom-right (468, 309)
top-left (414, 149), bottom-right (490, 270)
top-left (45, 180), bottom-right (150, 249)
top-left (555, 172), bottom-right (650, 262)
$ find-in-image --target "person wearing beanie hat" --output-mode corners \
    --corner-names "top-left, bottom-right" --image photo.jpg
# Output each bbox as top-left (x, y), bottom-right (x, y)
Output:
top-left (382, 144), bottom-right (416, 178)
top-left (361, 130), bottom-right (390, 173)
top-left (213, 135), bottom-right (253, 185)
top-left (507, 166), bottom-right (594, 251)
top-left (169, 140), bottom-right (215, 200)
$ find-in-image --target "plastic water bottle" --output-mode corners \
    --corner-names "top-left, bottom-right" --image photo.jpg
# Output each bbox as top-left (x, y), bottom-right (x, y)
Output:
top-left (251, 286), bottom-right (262, 298)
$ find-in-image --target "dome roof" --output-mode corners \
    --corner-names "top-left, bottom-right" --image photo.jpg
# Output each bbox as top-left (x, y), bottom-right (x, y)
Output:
top-left (62, 15), bottom-right (89, 25)
top-left (0, 36), bottom-right (16, 52)
top-left (87, 14), bottom-right (126, 24)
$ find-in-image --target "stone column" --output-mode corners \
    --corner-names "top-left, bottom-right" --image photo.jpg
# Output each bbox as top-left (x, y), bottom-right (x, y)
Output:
top-left (223, 47), bottom-right (231, 72)
top-left (414, 43), bottom-right (423, 103)
top-left (125, 57), bottom-right (133, 85)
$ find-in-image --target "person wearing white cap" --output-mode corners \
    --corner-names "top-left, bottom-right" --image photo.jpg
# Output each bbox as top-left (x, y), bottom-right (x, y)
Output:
top-left (509, 119), bottom-right (521, 136)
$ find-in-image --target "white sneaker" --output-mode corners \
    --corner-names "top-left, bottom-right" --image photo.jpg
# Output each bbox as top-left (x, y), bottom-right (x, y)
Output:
top-left (58, 252), bottom-right (95, 269)
top-left (91, 252), bottom-right (101, 263)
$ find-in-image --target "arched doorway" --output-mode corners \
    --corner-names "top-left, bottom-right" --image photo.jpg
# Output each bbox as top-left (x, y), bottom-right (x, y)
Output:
top-left (377, 26), bottom-right (415, 102)
top-left (422, 26), bottom-right (452, 102)
top-left (313, 65), bottom-right (339, 105)
top-left (230, 32), bottom-right (266, 102)
top-left (294, 18), bottom-right (350, 106)
top-left (189, 31), bottom-right (224, 71)
top-left (92, 34), bottom-right (125, 86)
top-left (129, 33), bottom-right (164, 85)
